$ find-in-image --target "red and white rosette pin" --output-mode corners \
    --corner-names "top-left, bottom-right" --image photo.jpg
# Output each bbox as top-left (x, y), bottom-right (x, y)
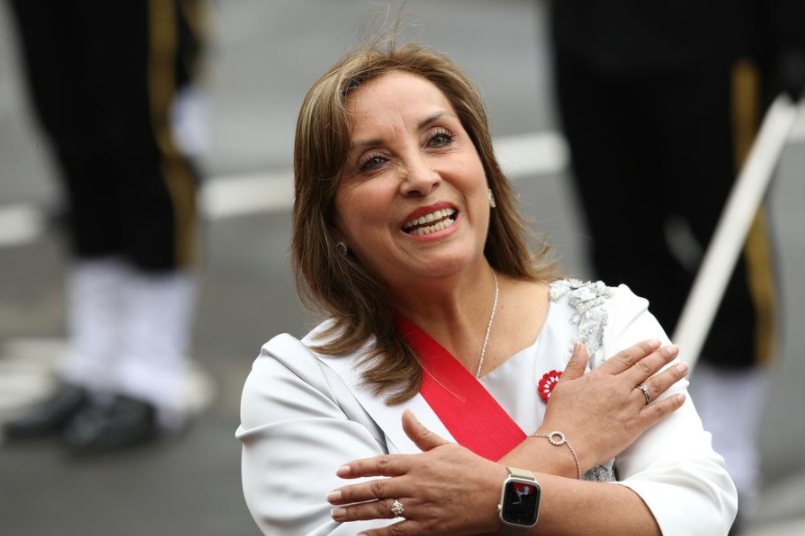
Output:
top-left (538, 369), bottom-right (562, 402)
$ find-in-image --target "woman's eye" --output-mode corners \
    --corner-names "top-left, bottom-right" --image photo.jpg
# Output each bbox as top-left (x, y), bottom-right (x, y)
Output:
top-left (358, 154), bottom-right (387, 172)
top-left (428, 129), bottom-right (454, 148)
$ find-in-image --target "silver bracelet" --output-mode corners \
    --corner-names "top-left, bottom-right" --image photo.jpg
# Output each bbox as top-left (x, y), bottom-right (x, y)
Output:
top-left (532, 430), bottom-right (582, 480)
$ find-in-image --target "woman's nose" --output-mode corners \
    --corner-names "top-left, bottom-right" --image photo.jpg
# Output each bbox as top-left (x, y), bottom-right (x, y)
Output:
top-left (400, 155), bottom-right (440, 196)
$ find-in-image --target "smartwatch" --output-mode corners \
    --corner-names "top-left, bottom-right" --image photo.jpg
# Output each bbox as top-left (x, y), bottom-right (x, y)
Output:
top-left (497, 467), bottom-right (540, 534)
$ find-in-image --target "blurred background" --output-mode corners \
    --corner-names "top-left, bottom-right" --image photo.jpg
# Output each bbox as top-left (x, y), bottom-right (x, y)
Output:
top-left (1, 1), bottom-right (804, 535)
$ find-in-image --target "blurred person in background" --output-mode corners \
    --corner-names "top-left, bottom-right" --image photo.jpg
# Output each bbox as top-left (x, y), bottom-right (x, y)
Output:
top-left (547, 1), bottom-right (805, 532)
top-left (2, 0), bottom-right (207, 454)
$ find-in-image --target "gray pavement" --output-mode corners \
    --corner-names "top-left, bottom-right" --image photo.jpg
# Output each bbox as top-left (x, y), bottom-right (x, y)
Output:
top-left (1, 2), bottom-right (805, 535)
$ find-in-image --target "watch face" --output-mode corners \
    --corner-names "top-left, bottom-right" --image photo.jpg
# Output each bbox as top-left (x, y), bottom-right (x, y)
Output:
top-left (501, 480), bottom-right (540, 525)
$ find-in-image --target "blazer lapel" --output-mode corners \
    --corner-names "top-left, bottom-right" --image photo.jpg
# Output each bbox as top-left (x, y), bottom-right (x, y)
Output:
top-left (315, 350), bottom-right (456, 454)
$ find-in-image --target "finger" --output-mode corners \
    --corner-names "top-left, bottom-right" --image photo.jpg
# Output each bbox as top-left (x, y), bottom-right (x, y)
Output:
top-left (336, 454), bottom-right (407, 480)
top-left (604, 339), bottom-right (662, 374)
top-left (636, 360), bottom-right (689, 404)
top-left (330, 497), bottom-right (407, 523)
top-left (625, 344), bottom-right (680, 385)
top-left (402, 410), bottom-right (448, 452)
top-left (328, 476), bottom-right (401, 506)
top-left (639, 392), bottom-right (687, 425)
top-left (559, 342), bottom-right (589, 382)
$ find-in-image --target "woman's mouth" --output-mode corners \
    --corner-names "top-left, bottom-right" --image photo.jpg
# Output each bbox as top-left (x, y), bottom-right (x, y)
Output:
top-left (401, 208), bottom-right (458, 236)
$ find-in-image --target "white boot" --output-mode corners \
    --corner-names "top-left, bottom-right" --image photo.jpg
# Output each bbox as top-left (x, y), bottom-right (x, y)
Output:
top-left (59, 257), bottom-right (129, 396)
top-left (115, 268), bottom-right (197, 430)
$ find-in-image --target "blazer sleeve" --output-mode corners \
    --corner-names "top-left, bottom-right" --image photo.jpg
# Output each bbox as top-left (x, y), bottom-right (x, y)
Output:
top-left (236, 335), bottom-right (397, 536)
top-left (604, 285), bottom-right (738, 536)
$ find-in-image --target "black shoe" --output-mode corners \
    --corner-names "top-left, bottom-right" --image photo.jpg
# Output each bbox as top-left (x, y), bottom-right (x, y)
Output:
top-left (3, 384), bottom-right (89, 440)
top-left (63, 395), bottom-right (158, 454)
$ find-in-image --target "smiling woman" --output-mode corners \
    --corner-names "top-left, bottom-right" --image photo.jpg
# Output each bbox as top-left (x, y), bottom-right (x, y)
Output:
top-left (332, 71), bottom-right (492, 304)
top-left (236, 34), bottom-right (737, 536)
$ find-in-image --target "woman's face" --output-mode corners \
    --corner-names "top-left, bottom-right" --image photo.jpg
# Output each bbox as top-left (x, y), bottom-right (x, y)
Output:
top-left (333, 71), bottom-right (490, 292)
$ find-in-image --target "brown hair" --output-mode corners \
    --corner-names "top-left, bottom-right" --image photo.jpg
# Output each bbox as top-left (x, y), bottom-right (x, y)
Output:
top-left (291, 38), bottom-right (558, 404)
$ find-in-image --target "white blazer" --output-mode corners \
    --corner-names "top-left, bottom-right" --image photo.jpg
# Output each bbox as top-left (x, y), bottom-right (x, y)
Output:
top-left (237, 281), bottom-right (737, 535)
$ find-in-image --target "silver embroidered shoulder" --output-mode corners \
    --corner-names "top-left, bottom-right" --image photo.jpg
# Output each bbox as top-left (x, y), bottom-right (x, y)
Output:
top-left (550, 279), bottom-right (616, 366)
top-left (550, 279), bottom-right (618, 482)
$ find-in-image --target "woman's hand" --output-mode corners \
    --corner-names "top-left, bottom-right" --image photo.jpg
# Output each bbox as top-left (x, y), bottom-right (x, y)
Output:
top-left (328, 410), bottom-right (504, 536)
top-left (539, 339), bottom-right (688, 472)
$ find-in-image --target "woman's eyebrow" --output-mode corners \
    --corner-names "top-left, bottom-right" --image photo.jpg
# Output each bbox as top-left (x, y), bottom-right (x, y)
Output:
top-left (349, 138), bottom-right (383, 151)
top-left (417, 111), bottom-right (449, 130)
top-left (348, 111), bottom-right (455, 150)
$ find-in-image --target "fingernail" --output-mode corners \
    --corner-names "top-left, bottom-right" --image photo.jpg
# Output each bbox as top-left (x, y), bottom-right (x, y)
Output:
top-left (675, 362), bottom-right (689, 374)
top-left (331, 507), bottom-right (346, 520)
top-left (336, 465), bottom-right (350, 477)
top-left (649, 339), bottom-right (661, 349)
top-left (413, 413), bottom-right (425, 429)
top-left (327, 490), bottom-right (342, 503)
top-left (667, 344), bottom-right (679, 355)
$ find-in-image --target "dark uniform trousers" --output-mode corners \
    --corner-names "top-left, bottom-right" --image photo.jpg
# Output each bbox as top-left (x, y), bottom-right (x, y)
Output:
top-left (549, 0), bottom-right (805, 369)
top-left (8, 0), bottom-right (205, 272)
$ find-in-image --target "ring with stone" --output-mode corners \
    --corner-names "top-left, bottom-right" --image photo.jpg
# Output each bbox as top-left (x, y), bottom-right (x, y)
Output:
top-left (390, 498), bottom-right (405, 518)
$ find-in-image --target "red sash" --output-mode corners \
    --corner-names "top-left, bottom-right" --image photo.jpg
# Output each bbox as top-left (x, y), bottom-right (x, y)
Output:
top-left (395, 314), bottom-right (526, 461)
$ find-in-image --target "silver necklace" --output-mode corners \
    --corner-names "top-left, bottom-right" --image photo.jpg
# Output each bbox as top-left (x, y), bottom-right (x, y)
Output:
top-left (475, 270), bottom-right (499, 378)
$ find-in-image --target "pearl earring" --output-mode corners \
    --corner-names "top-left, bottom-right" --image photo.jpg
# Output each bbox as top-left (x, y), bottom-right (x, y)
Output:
top-left (336, 241), bottom-right (348, 256)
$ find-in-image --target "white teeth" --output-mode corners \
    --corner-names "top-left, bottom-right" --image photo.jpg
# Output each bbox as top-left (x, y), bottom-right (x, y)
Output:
top-left (408, 214), bottom-right (456, 236)
top-left (402, 208), bottom-right (456, 233)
